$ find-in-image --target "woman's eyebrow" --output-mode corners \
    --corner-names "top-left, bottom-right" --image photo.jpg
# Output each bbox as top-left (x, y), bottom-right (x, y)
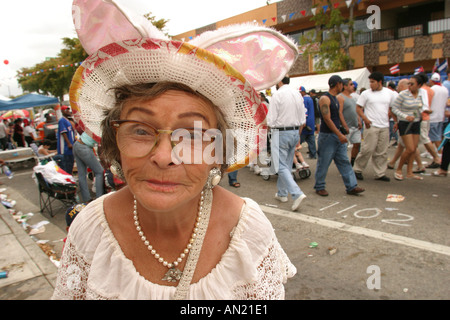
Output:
top-left (124, 107), bottom-right (155, 117)
top-left (124, 107), bottom-right (211, 126)
top-left (177, 112), bottom-right (211, 126)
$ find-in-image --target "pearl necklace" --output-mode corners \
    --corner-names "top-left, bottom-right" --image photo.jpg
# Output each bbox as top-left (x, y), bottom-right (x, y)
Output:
top-left (133, 191), bottom-right (204, 283)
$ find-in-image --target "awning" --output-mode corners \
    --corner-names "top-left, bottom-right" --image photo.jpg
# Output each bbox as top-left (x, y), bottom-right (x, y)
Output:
top-left (0, 93), bottom-right (58, 111)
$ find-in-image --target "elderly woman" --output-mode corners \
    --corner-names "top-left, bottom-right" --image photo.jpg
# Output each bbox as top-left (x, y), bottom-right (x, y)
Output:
top-left (52, 0), bottom-right (297, 300)
top-left (391, 75), bottom-right (430, 180)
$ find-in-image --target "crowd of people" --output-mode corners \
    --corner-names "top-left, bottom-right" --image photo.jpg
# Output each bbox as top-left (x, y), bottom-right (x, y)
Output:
top-left (0, 117), bottom-right (34, 150)
top-left (238, 70), bottom-right (449, 211)
top-left (0, 105), bottom-right (106, 204)
top-left (2, 70), bottom-right (448, 214)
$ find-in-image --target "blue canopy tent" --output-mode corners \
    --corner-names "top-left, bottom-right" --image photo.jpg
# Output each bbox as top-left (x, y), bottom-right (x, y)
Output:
top-left (0, 93), bottom-right (59, 111)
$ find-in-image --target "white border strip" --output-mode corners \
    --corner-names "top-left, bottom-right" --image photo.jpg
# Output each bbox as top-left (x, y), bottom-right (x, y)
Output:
top-left (261, 205), bottom-right (450, 257)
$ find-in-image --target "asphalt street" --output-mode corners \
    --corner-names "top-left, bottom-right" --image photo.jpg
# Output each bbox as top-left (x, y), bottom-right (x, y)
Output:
top-left (1, 143), bottom-right (449, 300)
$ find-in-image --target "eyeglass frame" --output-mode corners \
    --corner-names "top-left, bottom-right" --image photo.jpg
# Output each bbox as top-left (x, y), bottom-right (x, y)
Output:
top-left (110, 119), bottom-right (219, 158)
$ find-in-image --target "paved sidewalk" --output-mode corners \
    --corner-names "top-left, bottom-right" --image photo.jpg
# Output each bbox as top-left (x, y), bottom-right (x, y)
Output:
top-left (0, 204), bottom-right (58, 300)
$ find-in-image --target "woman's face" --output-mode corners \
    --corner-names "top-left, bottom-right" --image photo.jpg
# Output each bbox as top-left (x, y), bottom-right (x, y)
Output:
top-left (408, 78), bottom-right (419, 93)
top-left (119, 90), bottom-right (219, 213)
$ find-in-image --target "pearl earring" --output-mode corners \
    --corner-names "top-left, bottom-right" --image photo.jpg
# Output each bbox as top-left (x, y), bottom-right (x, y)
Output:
top-left (206, 168), bottom-right (221, 189)
top-left (110, 160), bottom-right (125, 180)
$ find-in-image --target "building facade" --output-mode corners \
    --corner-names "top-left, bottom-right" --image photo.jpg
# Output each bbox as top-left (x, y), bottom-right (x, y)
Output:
top-left (173, 0), bottom-right (450, 80)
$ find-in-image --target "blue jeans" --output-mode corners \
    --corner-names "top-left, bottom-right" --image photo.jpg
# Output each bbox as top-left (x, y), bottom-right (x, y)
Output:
top-left (228, 170), bottom-right (238, 185)
top-left (60, 154), bottom-right (74, 175)
top-left (271, 130), bottom-right (304, 199)
top-left (73, 141), bottom-right (104, 202)
top-left (314, 132), bottom-right (357, 192)
top-left (301, 133), bottom-right (317, 158)
top-left (389, 120), bottom-right (398, 142)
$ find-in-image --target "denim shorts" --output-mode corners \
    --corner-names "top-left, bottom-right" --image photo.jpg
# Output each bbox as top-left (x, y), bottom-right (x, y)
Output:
top-left (428, 122), bottom-right (443, 141)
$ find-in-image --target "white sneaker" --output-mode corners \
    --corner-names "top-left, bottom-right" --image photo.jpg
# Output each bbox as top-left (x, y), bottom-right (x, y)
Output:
top-left (253, 165), bottom-right (262, 175)
top-left (301, 161), bottom-right (309, 168)
top-left (292, 194), bottom-right (307, 211)
top-left (421, 152), bottom-right (433, 159)
top-left (274, 193), bottom-right (288, 203)
top-left (295, 162), bottom-right (303, 170)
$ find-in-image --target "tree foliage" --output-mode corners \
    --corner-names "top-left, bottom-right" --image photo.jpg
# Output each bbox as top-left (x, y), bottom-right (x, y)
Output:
top-left (17, 12), bottom-right (169, 101)
top-left (144, 13), bottom-right (169, 35)
top-left (300, 0), bottom-right (356, 73)
top-left (18, 38), bottom-right (87, 101)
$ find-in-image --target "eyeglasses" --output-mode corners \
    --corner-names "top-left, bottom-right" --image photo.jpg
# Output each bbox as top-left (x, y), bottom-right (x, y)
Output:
top-left (111, 120), bottom-right (218, 159)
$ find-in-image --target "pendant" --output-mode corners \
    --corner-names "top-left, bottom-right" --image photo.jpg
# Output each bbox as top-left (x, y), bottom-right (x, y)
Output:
top-left (162, 267), bottom-right (183, 283)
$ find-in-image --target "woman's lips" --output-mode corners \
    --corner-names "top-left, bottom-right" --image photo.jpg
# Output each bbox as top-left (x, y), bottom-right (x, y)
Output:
top-left (145, 179), bottom-right (180, 192)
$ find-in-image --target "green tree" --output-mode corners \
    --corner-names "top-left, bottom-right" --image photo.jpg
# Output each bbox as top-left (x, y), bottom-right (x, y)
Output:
top-left (17, 37), bottom-right (88, 101)
top-left (144, 13), bottom-right (169, 35)
top-left (300, 0), bottom-right (356, 73)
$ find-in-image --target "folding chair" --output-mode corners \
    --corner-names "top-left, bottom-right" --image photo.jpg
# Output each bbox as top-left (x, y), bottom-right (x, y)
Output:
top-left (35, 172), bottom-right (78, 217)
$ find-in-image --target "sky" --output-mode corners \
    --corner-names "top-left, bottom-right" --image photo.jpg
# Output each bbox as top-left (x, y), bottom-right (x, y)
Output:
top-left (0, 0), bottom-right (276, 98)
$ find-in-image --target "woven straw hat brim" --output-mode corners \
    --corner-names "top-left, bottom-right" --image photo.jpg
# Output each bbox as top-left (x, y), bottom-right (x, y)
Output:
top-left (70, 38), bottom-right (266, 170)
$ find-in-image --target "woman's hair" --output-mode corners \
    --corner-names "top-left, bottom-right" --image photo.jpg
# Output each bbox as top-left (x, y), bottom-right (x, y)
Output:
top-left (410, 74), bottom-right (425, 86)
top-left (100, 81), bottom-right (230, 173)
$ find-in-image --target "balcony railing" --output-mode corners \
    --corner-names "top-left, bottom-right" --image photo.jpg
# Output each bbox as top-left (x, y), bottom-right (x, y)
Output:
top-left (429, 17), bottom-right (450, 34)
top-left (354, 28), bottom-right (395, 45)
top-left (296, 18), bottom-right (450, 47)
top-left (398, 24), bottom-right (423, 38)
top-left (353, 18), bottom-right (450, 46)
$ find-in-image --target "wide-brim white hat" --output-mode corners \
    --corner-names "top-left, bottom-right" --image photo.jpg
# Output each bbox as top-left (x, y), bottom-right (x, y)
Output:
top-left (70, 0), bottom-right (298, 171)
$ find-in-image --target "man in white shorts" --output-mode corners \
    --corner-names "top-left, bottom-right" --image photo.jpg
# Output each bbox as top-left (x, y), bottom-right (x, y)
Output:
top-left (338, 78), bottom-right (361, 166)
top-left (429, 73), bottom-right (448, 167)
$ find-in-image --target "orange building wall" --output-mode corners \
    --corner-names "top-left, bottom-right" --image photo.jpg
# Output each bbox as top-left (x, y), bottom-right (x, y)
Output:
top-left (217, 3), bottom-right (278, 28)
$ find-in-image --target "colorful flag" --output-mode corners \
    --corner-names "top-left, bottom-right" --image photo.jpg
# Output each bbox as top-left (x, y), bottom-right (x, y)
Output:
top-left (432, 58), bottom-right (439, 73)
top-left (414, 66), bottom-right (424, 74)
top-left (390, 64), bottom-right (400, 74)
top-left (437, 59), bottom-right (448, 73)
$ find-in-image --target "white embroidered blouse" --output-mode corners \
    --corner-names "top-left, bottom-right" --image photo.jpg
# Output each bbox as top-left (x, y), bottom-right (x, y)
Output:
top-left (52, 194), bottom-right (296, 300)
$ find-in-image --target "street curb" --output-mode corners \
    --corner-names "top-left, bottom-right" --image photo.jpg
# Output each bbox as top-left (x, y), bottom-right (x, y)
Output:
top-left (0, 204), bottom-right (58, 288)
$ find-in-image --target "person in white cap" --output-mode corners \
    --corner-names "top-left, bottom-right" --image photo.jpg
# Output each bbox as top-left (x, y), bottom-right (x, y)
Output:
top-left (428, 72), bottom-right (449, 166)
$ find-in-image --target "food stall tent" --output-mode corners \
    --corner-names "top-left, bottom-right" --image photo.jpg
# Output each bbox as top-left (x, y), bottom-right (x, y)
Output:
top-left (0, 93), bottom-right (58, 111)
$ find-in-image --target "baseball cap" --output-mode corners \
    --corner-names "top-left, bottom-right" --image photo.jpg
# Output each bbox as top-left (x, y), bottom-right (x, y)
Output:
top-left (299, 86), bottom-right (306, 92)
top-left (65, 203), bottom-right (86, 227)
top-left (329, 75), bottom-right (343, 88)
top-left (61, 105), bottom-right (70, 110)
top-left (431, 73), bottom-right (441, 82)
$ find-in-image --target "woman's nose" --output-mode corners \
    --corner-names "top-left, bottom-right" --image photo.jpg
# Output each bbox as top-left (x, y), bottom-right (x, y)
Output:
top-left (149, 133), bottom-right (177, 167)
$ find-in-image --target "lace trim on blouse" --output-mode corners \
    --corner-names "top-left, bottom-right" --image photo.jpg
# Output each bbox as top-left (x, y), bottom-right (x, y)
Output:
top-left (52, 194), bottom-right (296, 300)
